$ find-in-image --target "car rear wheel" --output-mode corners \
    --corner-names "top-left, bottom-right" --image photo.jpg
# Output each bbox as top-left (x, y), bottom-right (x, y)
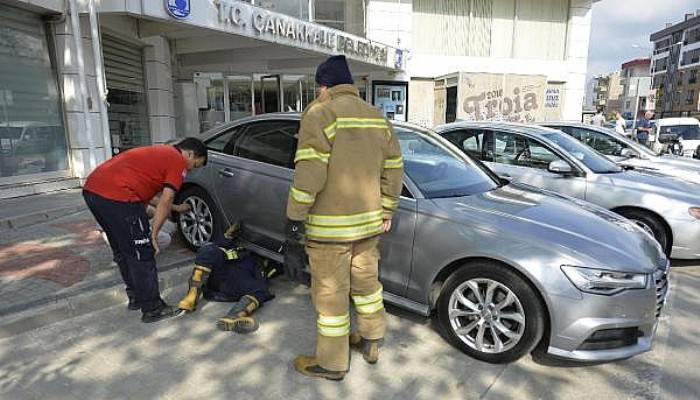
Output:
top-left (617, 209), bottom-right (670, 256)
top-left (177, 186), bottom-right (223, 251)
top-left (437, 261), bottom-right (545, 364)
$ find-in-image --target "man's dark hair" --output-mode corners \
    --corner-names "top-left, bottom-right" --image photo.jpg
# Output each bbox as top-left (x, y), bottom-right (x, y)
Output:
top-left (176, 137), bottom-right (208, 165)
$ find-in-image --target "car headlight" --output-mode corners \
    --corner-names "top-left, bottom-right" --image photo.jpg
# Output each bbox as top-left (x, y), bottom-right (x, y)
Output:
top-left (561, 265), bottom-right (648, 295)
top-left (689, 207), bottom-right (700, 220)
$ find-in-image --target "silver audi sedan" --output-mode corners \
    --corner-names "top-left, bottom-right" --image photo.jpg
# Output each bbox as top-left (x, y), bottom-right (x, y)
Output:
top-left (436, 121), bottom-right (700, 259)
top-left (542, 122), bottom-right (700, 185)
top-left (178, 114), bottom-right (668, 364)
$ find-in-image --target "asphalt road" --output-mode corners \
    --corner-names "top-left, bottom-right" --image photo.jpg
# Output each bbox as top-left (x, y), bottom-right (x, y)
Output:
top-left (0, 263), bottom-right (698, 400)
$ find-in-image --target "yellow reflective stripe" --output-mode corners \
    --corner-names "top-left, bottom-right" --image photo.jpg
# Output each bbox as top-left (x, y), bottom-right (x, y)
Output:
top-left (306, 220), bottom-right (384, 240)
top-left (336, 118), bottom-right (388, 128)
top-left (290, 187), bottom-right (315, 204)
top-left (382, 196), bottom-right (399, 211)
top-left (383, 156), bottom-right (404, 169)
top-left (317, 313), bottom-right (350, 337)
top-left (294, 148), bottom-right (330, 164)
top-left (307, 210), bottom-right (383, 227)
top-left (352, 287), bottom-right (383, 305)
top-left (318, 313), bottom-right (350, 326)
top-left (318, 324), bottom-right (350, 337)
top-left (324, 118), bottom-right (391, 140)
top-left (220, 248), bottom-right (239, 260)
top-left (323, 121), bottom-right (337, 140)
top-left (356, 300), bottom-right (385, 315)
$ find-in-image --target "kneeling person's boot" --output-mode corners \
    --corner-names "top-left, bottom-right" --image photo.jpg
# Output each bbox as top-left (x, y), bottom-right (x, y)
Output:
top-left (350, 333), bottom-right (382, 364)
top-left (216, 295), bottom-right (260, 334)
top-left (293, 356), bottom-right (346, 381)
top-left (178, 265), bottom-right (211, 312)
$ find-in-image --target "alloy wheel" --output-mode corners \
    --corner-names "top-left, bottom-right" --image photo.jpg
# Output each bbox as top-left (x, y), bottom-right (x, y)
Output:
top-left (179, 195), bottom-right (214, 247)
top-left (448, 278), bottom-right (526, 354)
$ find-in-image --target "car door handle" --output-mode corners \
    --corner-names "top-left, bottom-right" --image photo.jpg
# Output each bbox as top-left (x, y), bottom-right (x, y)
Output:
top-left (218, 168), bottom-right (236, 178)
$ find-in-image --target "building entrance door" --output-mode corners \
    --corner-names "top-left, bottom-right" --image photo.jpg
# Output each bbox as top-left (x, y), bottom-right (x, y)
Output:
top-left (260, 75), bottom-right (281, 114)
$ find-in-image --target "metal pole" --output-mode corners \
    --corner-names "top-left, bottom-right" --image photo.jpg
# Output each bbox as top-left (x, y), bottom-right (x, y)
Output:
top-left (632, 84), bottom-right (640, 142)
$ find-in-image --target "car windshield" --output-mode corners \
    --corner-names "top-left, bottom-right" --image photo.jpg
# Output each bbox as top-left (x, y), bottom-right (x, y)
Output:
top-left (598, 127), bottom-right (657, 157)
top-left (397, 128), bottom-right (500, 198)
top-left (540, 130), bottom-right (623, 173)
top-left (659, 124), bottom-right (700, 140)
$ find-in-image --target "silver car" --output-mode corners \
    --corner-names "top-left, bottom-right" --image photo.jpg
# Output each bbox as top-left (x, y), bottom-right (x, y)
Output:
top-left (178, 114), bottom-right (667, 363)
top-left (542, 122), bottom-right (700, 185)
top-left (436, 121), bottom-right (700, 259)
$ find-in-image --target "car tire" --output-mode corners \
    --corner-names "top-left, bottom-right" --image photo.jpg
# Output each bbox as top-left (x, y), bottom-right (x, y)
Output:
top-left (617, 209), bottom-right (670, 256)
top-left (176, 186), bottom-right (224, 251)
top-left (436, 261), bottom-right (545, 364)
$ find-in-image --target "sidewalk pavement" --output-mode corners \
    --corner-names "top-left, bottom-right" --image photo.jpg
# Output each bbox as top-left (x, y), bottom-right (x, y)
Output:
top-left (0, 190), bottom-right (195, 337)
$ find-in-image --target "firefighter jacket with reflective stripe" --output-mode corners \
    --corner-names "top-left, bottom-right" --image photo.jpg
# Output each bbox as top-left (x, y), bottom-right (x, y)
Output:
top-left (286, 84), bottom-right (404, 243)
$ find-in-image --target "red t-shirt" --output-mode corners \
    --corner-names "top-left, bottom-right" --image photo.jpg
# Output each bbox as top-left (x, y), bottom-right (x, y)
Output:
top-left (84, 145), bottom-right (187, 202)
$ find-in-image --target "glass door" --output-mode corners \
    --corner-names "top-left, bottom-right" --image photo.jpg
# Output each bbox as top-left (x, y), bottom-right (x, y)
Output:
top-left (260, 75), bottom-right (281, 114)
top-left (227, 75), bottom-right (253, 121)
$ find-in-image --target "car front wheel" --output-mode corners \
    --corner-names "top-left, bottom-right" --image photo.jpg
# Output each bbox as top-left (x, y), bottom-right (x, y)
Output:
top-left (437, 261), bottom-right (545, 364)
top-left (177, 186), bottom-right (223, 250)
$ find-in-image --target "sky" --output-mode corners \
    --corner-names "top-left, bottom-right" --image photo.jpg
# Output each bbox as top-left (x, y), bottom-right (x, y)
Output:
top-left (585, 0), bottom-right (699, 101)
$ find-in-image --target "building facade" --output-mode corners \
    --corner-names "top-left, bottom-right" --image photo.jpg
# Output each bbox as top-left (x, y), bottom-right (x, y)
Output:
top-left (620, 58), bottom-right (651, 119)
top-left (0, 0), bottom-right (403, 198)
top-left (0, 0), bottom-right (599, 198)
top-left (651, 11), bottom-right (700, 118)
top-left (591, 71), bottom-right (623, 113)
top-left (365, 0), bottom-right (599, 126)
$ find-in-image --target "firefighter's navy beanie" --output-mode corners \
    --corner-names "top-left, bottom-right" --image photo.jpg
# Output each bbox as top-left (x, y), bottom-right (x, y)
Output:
top-left (315, 55), bottom-right (354, 87)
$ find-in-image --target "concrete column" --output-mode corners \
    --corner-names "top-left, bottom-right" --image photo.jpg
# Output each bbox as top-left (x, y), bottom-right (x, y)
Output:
top-left (143, 36), bottom-right (176, 144)
top-left (563, 0), bottom-right (594, 121)
top-left (53, 14), bottom-right (108, 179)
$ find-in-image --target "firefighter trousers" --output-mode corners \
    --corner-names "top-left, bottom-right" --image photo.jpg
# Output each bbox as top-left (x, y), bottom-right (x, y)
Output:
top-left (305, 236), bottom-right (386, 372)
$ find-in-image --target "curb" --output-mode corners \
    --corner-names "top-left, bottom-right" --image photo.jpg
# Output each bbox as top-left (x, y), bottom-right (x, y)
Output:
top-left (0, 205), bottom-right (85, 231)
top-left (0, 257), bottom-right (194, 339)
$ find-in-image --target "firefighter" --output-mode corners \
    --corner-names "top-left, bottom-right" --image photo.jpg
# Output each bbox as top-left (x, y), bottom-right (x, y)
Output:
top-left (177, 222), bottom-right (275, 333)
top-left (82, 138), bottom-right (207, 323)
top-left (285, 55), bottom-right (404, 380)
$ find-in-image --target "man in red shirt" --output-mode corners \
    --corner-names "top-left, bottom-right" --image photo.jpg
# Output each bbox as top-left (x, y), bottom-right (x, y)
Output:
top-left (83, 138), bottom-right (207, 323)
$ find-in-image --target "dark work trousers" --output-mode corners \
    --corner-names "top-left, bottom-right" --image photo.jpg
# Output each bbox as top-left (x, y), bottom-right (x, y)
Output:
top-left (83, 190), bottom-right (162, 312)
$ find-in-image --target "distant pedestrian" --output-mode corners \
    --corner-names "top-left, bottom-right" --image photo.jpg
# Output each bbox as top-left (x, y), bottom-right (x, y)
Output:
top-left (635, 111), bottom-right (655, 147)
top-left (591, 108), bottom-right (606, 127)
top-left (83, 138), bottom-right (207, 323)
top-left (614, 111), bottom-right (627, 135)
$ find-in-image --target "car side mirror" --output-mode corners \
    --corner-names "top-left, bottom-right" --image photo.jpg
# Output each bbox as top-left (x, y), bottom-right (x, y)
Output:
top-left (548, 160), bottom-right (573, 175)
top-left (620, 148), bottom-right (637, 158)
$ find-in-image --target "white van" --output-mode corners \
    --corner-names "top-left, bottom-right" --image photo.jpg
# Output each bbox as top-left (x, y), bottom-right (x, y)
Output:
top-left (655, 118), bottom-right (700, 158)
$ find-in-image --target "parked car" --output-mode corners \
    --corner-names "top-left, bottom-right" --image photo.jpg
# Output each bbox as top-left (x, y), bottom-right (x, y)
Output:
top-left (655, 118), bottom-right (700, 158)
top-left (436, 121), bottom-right (700, 259)
top-left (177, 113), bottom-right (668, 364)
top-left (540, 122), bottom-right (700, 185)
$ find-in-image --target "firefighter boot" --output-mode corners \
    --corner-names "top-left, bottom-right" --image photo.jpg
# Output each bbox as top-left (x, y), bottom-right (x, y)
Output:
top-left (177, 265), bottom-right (212, 312)
top-left (216, 295), bottom-right (260, 334)
top-left (293, 356), bottom-right (346, 381)
top-left (349, 333), bottom-right (382, 364)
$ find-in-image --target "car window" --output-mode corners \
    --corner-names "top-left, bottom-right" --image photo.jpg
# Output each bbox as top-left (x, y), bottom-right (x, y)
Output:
top-left (571, 127), bottom-right (627, 156)
top-left (397, 127), bottom-right (499, 198)
top-left (206, 127), bottom-right (242, 155)
top-left (659, 124), bottom-right (700, 140)
top-left (234, 121), bottom-right (299, 168)
top-left (442, 129), bottom-right (486, 160)
top-left (490, 131), bottom-right (563, 170)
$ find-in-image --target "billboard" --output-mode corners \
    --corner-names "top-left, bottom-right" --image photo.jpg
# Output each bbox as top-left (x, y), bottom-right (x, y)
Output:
top-left (454, 72), bottom-right (552, 122)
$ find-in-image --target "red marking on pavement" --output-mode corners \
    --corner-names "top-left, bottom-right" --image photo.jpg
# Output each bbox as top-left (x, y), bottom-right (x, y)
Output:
top-left (52, 219), bottom-right (104, 247)
top-left (0, 243), bottom-right (90, 287)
